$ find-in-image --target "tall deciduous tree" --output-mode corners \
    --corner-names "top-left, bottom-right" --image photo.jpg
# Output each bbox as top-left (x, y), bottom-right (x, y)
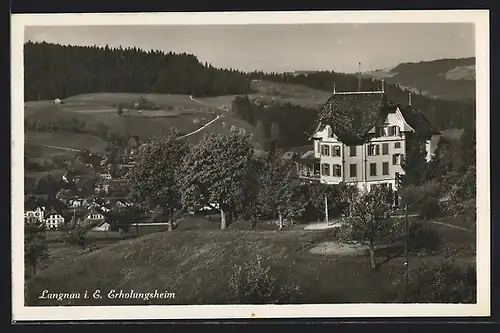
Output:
top-left (180, 133), bottom-right (254, 230)
top-left (344, 185), bottom-right (393, 269)
top-left (25, 219), bottom-right (49, 276)
top-left (127, 130), bottom-right (189, 231)
top-left (258, 154), bottom-right (307, 230)
top-left (401, 135), bottom-right (428, 186)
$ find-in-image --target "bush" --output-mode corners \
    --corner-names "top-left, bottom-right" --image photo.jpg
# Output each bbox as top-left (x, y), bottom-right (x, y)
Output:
top-left (408, 223), bottom-right (441, 253)
top-left (420, 196), bottom-right (441, 220)
top-left (395, 262), bottom-right (476, 303)
top-left (228, 255), bottom-right (301, 304)
top-left (400, 180), bottom-right (442, 218)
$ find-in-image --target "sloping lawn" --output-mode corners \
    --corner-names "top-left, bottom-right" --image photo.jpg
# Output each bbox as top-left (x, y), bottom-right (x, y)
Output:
top-left (25, 219), bottom-right (475, 306)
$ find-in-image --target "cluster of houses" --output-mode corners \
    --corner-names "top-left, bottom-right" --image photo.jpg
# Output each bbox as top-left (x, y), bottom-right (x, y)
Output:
top-left (24, 194), bottom-right (112, 231)
top-left (25, 146), bottom-right (138, 231)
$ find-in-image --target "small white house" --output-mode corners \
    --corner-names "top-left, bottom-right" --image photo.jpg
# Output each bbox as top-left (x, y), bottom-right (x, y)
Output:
top-left (44, 210), bottom-right (65, 230)
top-left (54, 98), bottom-right (61, 105)
top-left (25, 206), bottom-right (45, 223)
top-left (100, 173), bottom-right (112, 180)
top-left (92, 221), bottom-right (111, 232)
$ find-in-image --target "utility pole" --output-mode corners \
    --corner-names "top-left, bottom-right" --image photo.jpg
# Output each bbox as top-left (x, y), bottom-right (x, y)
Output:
top-left (404, 201), bottom-right (409, 291)
top-left (324, 194), bottom-right (329, 224)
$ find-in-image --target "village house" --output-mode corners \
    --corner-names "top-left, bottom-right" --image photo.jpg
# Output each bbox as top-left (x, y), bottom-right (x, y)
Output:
top-left (24, 196), bottom-right (45, 223)
top-left (44, 207), bottom-right (65, 229)
top-left (99, 172), bottom-right (112, 180)
top-left (83, 205), bottom-right (108, 227)
top-left (295, 82), bottom-right (441, 201)
top-left (92, 220), bottom-right (111, 232)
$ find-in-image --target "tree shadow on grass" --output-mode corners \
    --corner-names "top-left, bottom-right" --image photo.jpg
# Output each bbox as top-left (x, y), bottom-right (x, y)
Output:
top-left (375, 244), bottom-right (405, 269)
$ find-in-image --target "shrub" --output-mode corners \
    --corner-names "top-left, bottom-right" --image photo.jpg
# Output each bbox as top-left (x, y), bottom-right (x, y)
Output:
top-left (228, 255), bottom-right (301, 304)
top-left (420, 196), bottom-right (441, 220)
top-left (408, 223), bottom-right (441, 253)
top-left (400, 180), bottom-right (442, 218)
top-left (395, 262), bottom-right (476, 303)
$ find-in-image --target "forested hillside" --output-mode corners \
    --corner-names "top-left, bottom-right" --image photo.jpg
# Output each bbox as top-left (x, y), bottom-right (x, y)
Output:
top-left (363, 57), bottom-right (476, 101)
top-left (24, 41), bottom-right (253, 100)
top-left (247, 71), bottom-right (475, 131)
top-left (24, 42), bottom-right (475, 132)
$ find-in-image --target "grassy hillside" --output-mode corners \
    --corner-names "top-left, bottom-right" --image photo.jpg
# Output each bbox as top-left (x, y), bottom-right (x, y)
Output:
top-left (25, 131), bottom-right (108, 154)
top-left (364, 57), bottom-right (476, 101)
top-left (24, 94), bottom-right (223, 143)
top-left (26, 216), bottom-right (475, 306)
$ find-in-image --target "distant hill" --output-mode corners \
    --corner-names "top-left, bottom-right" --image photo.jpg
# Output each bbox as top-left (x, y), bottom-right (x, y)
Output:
top-left (363, 57), bottom-right (476, 101)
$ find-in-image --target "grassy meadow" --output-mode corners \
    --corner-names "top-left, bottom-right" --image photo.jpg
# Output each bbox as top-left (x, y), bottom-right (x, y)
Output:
top-left (25, 212), bottom-right (476, 306)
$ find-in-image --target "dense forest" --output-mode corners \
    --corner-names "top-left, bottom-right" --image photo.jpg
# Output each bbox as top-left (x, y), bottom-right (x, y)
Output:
top-left (232, 95), bottom-right (319, 149)
top-left (24, 42), bottom-right (475, 131)
top-left (247, 71), bottom-right (476, 131)
top-left (24, 41), bottom-right (253, 99)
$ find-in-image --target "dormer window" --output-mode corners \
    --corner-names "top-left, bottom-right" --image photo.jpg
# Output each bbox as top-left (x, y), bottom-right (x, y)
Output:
top-left (388, 126), bottom-right (400, 136)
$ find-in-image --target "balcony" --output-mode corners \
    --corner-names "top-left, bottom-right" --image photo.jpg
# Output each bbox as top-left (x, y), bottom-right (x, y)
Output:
top-left (298, 171), bottom-right (321, 181)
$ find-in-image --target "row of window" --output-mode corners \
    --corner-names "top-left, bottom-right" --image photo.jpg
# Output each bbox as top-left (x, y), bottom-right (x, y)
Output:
top-left (375, 125), bottom-right (401, 137)
top-left (321, 145), bottom-right (342, 157)
top-left (321, 164), bottom-right (342, 177)
top-left (321, 155), bottom-right (403, 178)
top-left (320, 142), bottom-right (402, 157)
top-left (368, 142), bottom-right (401, 156)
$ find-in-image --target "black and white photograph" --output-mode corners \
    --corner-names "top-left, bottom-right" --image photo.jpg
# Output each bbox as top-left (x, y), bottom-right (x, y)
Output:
top-left (11, 10), bottom-right (490, 321)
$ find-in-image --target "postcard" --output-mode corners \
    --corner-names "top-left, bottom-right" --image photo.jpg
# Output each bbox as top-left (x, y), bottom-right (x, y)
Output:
top-left (11, 9), bottom-right (490, 322)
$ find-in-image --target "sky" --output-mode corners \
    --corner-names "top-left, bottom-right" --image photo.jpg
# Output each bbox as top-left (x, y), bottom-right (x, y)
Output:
top-left (24, 23), bottom-right (475, 73)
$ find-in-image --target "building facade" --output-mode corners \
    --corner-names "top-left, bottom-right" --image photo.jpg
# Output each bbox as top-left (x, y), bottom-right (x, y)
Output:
top-left (45, 212), bottom-right (65, 229)
top-left (296, 89), bottom-right (441, 195)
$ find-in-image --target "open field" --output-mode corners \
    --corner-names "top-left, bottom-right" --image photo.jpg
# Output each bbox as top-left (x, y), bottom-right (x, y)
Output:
top-left (25, 103), bottom-right (215, 141)
top-left (26, 212), bottom-right (475, 306)
top-left (64, 92), bottom-right (205, 109)
top-left (25, 131), bottom-right (108, 154)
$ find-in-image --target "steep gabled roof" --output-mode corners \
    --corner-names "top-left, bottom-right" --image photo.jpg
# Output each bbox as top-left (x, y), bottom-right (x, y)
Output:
top-left (399, 105), bottom-right (441, 138)
top-left (316, 92), bottom-right (393, 144)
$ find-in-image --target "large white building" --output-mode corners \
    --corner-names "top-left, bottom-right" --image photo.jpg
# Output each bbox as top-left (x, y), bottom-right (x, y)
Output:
top-left (296, 87), bottom-right (441, 198)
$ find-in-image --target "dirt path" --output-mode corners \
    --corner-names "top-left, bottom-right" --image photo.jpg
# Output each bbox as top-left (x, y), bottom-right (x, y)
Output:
top-left (189, 95), bottom-right (229, 112)
top-left (178, 113), bottom-right (221, 139)
top-left (35, 144), bottom-right (81, 152)
top-left (428, 220), bottom-right (475, 232)
top-left (176, 95), bottom-right (228, 139)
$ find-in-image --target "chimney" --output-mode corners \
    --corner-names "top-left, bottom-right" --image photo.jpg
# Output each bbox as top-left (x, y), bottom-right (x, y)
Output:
top-left (333, 82), bottom-right (336, 94)
top-left (357, 62), bottom-right (362, 92)
top-left (381, 79), bottom-right (385, 93)
top-left (408, 92), bottom-right (412, 106)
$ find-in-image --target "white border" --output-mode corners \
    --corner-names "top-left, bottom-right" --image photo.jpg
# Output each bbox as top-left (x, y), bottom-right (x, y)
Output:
top-left (11, 10), bottom-right (490, 321)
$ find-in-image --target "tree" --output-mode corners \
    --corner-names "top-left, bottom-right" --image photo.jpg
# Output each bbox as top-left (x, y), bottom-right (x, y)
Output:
top-left (127, 130), bottom-right (189, 231)
top-left (117, 103), bottom-right (124, 116)
top-left (180, 133), bottom-right (254, 230)
top-left (401, 135), bottom-right (429, 186)
top-left (258, 154), bottom-right (306, 230)
top-left (343, 185), bottom-right (393, 269)
top-left (127, 136), bottom-right (138, 151)
top-left (269, 121), bottom-right (281, 149)
top-left (238, 157), bottom-right (265, 230)
top-left (64, 218), bottom-right (90, 251)
top-left (25, 219), bottom-right (49, 276)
